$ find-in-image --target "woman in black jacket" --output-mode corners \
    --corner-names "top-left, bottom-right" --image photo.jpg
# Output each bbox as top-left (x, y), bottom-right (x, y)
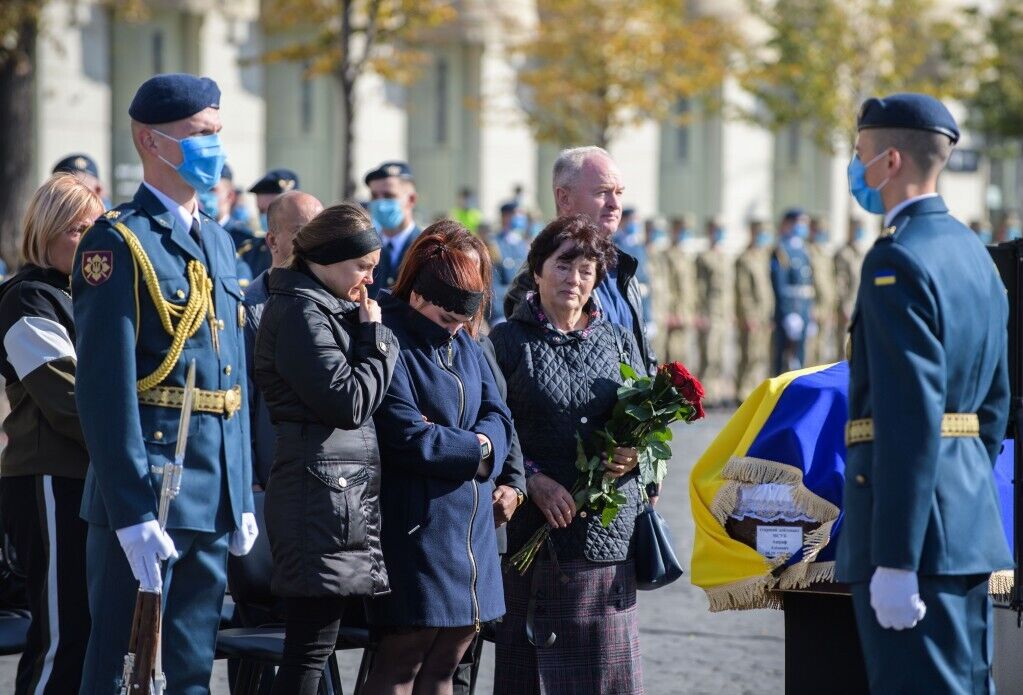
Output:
top-left (490, 215), bottom-right (647, 694)
top-left (0, 173), bottom-right (103, 694)
top-left (254, 202), bottom-right (398, 694)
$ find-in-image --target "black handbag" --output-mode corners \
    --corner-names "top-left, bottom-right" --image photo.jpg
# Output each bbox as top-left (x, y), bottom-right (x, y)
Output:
top-left (634, 504), bottom-right (684, 590)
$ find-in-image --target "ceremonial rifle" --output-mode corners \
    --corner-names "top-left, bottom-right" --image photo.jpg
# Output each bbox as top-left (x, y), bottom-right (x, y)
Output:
top-left (120, 360), bottom-right (196, 695)
top-left (987, 243), bottom-right (1023, 623)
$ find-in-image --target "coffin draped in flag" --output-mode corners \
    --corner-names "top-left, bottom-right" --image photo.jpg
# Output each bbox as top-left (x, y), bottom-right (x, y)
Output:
top-left (690, 362), bottom-right (848, 611)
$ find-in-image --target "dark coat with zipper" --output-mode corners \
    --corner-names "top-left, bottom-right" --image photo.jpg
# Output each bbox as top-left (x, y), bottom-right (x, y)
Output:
top-left (370, 291), bottom-right (514, 628)
top-left (254, 265), bottom-right (398, 598)
top-left (490, 295), bottom-right (645, 563)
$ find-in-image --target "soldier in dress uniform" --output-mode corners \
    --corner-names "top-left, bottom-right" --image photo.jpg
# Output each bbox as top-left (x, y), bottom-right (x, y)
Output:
top-left (237, 168), bottom-right (300, 282)
top-left (836, 93), bottom-right (1011, 693)
top-left (72, 73), bottom-right (257, 694)
top-left (365, 161), bottom-right (421, 299)
top-left (489, 201), bottom-right (529, 324)
top-left (806, 217), bottom-right (837, 366)
top-left (664, 215), bottom-right (697, 363)
top-left (209, 162), bottom-right (258, 288)
top-left (770, 208), bottom-right (814, 374)
top-left (834, 217), bottom-right (865, 355)
top-left (695, 218), bottom-right (732, 405)
top-left (734, 219), bottom-right (774, 401)
top-left (52, 153), bottom-right (109, 208)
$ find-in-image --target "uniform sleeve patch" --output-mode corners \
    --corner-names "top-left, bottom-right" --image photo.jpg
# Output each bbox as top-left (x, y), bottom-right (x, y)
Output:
top-left (81, 251), bottom-right (113, 285)
top-left (873, 270), bottom-right (896, 286)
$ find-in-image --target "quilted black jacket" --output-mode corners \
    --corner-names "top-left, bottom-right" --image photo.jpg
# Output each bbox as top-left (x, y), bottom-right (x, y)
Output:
top-left (490, 294), bottom-right (645, 563)
top-left (254, 265), bottom-right (398, 597)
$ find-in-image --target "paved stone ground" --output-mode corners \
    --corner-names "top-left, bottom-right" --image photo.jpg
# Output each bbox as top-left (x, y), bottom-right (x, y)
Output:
top-left (0, 411), bottom-right (785, 693)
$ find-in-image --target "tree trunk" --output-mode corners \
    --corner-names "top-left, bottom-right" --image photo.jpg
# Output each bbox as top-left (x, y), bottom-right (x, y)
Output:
top-left (0, 19), bottom-right (37, 269)
top-left (338, 0), bottom-right (356, 201)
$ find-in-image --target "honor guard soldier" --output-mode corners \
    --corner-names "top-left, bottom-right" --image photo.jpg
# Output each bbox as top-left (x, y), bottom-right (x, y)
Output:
top-left (238, 168), bottom-right (300, 281)
top-left (206, 162), bottom-right (257, 288)
top-left (836, 93), bottom-right (1012, 693)
top-left (365, 160), bottom-right (420, 299)
top-left (53, 152), bottom-right (109, 209)
top-left (73, 73), bottom-right (258, 694)
top-left (770, 208), bottom-right (814, 374)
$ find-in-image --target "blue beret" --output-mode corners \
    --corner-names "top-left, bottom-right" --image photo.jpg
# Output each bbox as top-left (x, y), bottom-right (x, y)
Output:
top-left (857, 93), bottom-right (959, 144)
top-left (364, 161), bottom-right (413, 185)
top-left (249, 168), bottom-right (299, 194)
top-left (782, 208), bottom-right (805, 221)
top-left (52, 153), bottom-right (98, 178)
top-left (220, 161), bottom-right (233, 181)
top-left (499, 202), bottom-right (517, 214)
top-left (128, 73), bottom-right (221, 125)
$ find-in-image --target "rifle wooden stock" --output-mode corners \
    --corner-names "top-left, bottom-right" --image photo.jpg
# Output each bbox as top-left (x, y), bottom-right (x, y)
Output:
top-left (122, 590), bottom-right (161, 694)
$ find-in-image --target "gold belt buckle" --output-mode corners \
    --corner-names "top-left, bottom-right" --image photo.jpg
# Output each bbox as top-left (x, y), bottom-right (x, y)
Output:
top-left (222, 386), bottom-right (240, 418)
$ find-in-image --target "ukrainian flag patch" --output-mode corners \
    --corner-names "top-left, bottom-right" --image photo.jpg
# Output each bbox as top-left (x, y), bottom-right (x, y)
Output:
top-left (874, 270), bottom-right (896, 286)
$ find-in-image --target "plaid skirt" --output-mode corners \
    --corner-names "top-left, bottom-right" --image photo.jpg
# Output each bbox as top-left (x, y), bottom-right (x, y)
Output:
top-left (493, 556), bottom-right (643, 695)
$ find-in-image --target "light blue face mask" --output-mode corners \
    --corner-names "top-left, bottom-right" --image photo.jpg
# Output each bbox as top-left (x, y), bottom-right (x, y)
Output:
top-left (792, 223), bottom-right (809, 239)
top-left (1008, 226), bottom-right (1022, 241)
top-left (259, 213), bottom-right (268, 232)
top-left (510, 213), bottom-right (528, 231)
top-left (153, 130), bottom-right (225, 193)
top-left (369, 198), bottom-right (405, 231)
top-left (198, 190), bottom-right (219, 218)
top-left (848, 150), bottom-right (891, 215)
top-left (711, 228), bottom-right (725, 244)
top-left (853, 227), bottom-right (865, 241)
top-left (755, 231), bottom-right (771, 247)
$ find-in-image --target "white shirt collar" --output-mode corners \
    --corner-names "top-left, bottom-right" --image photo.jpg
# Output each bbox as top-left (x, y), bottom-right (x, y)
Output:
top-left (143, 181), bottom-right (200, 233)
top-left (884, 193), bottom-right (939, 228)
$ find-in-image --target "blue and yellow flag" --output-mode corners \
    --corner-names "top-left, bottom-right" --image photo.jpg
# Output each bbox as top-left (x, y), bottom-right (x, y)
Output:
top-left (690, 362), bottom-right (848, 611)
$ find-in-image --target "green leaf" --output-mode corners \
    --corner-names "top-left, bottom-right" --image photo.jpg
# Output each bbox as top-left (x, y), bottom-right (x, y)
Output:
top-left (601, 503), bottom-right (619, 527)
top-left (649, 440), bottom-right (672, 461)
top-left (625, 403), bottom-right (655, 420)
top-left (619, 363), bottom-right (640, 381)
top-left (617, 385), bottom-right (646, 399)
top-left (649, 428), bottom-right (673, 442)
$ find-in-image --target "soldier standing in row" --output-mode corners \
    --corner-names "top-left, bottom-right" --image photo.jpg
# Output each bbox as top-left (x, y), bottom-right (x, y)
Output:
top-left (365, 161), bottom-right (421, 299)
top-left (770, 209), bottom-right (814, 374)
top-left (488, 201), bottom-right (529, 325)
top-left (238, 169), bottom-right (299, 281)
top-left (806, 217), bottom-right (837, 366)
top-left (834, 217), bottom-right (865, 354)
top-left (73, 73), bottom-right (257, 693)
top-left (734, 219), bottom-right (774, 401)
top-left (664, 215), bottom-right (697, 363)
top-left (695, 218), bottom-right (732, 404)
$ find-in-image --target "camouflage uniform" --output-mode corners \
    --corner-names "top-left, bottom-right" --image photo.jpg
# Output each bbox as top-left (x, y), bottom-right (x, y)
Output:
top-left (695, 247), bottom-right (732, 402)
top-left (806, 241), bottom-right (837, 366)
top-left (734, 246), bottom-right (774, 400)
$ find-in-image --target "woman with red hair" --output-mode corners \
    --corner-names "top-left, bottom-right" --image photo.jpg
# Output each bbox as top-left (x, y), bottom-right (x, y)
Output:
top-left (365, 221), bottom-right (514, 694)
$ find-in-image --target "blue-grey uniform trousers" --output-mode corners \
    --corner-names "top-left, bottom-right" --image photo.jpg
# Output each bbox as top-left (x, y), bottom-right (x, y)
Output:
top-left (851, 574), bottom-right (993, 694)
top-left (79, 524), bottom-right (229, 694)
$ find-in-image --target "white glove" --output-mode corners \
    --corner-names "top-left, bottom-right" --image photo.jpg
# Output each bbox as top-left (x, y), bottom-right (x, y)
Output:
top-left (783, 312), bottom-right (805, 341)
top-left (116, 520), bottom-right (178, 592)
top-left (229, 512), bottom-right (259, 557)
top-left (869, 566), bottom-right (927, 630)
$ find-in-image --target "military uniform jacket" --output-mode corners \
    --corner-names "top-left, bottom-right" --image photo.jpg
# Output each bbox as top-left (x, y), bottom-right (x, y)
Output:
top-left (834, 244), bottom-right (864, 320)
top-left (696, 249), bottom-right (732, 318)
top-left (73, 184), bottom-right (254, 533)
top-left (770, 237), bottom-right (813, 321)
top-left (836, 196), bottom-right (1012, 583)
top-left (807, 242), bottom-right (837, 318)
top-left (735, 248), bottom-right (773, 325)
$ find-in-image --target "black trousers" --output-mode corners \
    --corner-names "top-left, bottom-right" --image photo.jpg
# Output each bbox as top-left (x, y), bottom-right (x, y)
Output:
top-left (0, 475), bottom-right (90, 695)
top-left (271, 596), bottom-right (349, 695)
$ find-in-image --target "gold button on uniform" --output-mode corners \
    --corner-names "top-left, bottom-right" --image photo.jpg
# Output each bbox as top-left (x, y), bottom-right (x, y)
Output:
top-left (855, 474), bottom-right (867, 485)
top-left (218, 319), bottom-right (225, 330)
top-left (224, 365), bottom-right (232, 375)
top-left (176, 289), bottom-right (185, 299)
top-left (154, 431), bottom-right (164, 441)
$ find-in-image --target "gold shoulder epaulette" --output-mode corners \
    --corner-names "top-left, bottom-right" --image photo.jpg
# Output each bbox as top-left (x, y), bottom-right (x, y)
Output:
top-left (104, 209), bottom-right (121, 220)
top-left (880, 225), bottom-right (896, 238)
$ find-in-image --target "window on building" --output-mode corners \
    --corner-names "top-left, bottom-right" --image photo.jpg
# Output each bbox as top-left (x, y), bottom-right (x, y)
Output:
top-left (787, 122), bottom-right (800, 167)
top-left (300, 62), bottom-right (313, 133)
top-left (675, 99), bottom-right (690, 162)
top-left (436, 57), bottom-right (448, 145)
top-left (152, 31), bottom-right (164, 74)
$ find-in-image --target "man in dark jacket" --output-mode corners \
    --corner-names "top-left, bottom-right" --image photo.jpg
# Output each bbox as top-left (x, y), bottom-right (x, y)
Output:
top-left (243, 190), bottom-right (324, 489)
top-left (503, 147), bottom-right (656, 374)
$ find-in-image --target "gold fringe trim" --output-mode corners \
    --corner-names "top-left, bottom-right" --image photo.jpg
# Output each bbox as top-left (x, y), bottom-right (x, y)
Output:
top-left (709, 480), bottom-right (740, 526)
top-left (777, 561), bottom-right (837, 591)
top-left (705, 575), bottom-right (783, 612)
top-left (990, 570), bottom-right (1015, 600)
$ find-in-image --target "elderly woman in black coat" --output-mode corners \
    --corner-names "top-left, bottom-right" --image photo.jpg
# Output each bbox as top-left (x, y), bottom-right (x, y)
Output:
top-left (490, 214), bottom-right (647, 694)
top-left (254, 202), bottom-right (398, 694)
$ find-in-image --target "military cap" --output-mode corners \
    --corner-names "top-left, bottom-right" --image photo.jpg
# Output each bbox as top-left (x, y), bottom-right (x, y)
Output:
top-left (364, 161), bottom-right (414, 185)
top-left (128, 73), bottom-right (221, 125)
top-left (52, 153), bottom-right (99, 178)
top-left (782, 208), bottom-right (806, 221)
top-left (499, 201), bottom-right (518, 215)
top-left (248, 168), bottom-right (300, 194)
top-left (622, 207), bottom-right (636, 217)
top-left (857, 93), bottom-right (959, 145)
top-left (220, 161), bottom-right (233, 182)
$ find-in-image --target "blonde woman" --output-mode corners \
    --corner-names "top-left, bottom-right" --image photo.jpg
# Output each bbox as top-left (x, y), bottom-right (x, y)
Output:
top-left (0, 173), bottom-right (102, 694)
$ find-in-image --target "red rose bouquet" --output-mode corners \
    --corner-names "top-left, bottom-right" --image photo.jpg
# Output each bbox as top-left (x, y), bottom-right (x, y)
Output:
top-left (510, 361), bottom-right (705, 573)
